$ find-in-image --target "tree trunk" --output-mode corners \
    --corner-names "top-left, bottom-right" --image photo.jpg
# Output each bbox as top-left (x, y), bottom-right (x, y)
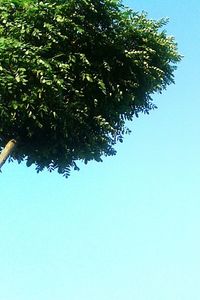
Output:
top-left (0, 139), bottom-right (17, 170)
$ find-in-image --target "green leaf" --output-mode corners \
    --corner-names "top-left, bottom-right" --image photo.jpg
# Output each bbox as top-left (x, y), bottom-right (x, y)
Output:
top-left (0, 0), bottom-right (181, 178)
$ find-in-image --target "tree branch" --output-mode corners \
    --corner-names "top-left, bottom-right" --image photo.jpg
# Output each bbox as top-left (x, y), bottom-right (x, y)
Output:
top-left (0, 139), bottom-right (17, 170)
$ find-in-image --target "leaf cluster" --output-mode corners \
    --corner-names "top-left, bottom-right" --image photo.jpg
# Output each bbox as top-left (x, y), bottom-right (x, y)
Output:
top-left (0, 0), bottom-right (181, 177)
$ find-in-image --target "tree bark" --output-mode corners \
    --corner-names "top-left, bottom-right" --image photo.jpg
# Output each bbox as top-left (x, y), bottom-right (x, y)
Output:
top-left (0, 139), bottom-right (17, 170)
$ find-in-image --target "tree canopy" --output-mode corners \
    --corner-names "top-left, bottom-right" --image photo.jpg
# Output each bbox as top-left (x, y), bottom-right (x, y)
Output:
top-left (0, 0), bottom-right (181, 177)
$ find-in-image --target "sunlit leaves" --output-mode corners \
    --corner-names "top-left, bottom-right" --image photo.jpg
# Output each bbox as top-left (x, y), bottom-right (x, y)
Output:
top-left (0, 0), bottom-right (181, 177)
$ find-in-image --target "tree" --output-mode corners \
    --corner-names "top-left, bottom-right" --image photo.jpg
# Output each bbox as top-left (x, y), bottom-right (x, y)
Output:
top-left (0, 0), bottom-right (181, 177)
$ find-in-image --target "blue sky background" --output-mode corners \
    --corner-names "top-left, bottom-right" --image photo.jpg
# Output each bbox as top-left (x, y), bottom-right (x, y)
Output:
top-left (1, 0), bottom-right (200, 299)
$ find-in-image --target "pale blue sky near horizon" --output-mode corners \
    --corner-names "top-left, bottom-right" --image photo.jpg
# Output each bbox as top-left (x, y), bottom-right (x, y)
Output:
top-left (1, 1), bottom-right (200, 299)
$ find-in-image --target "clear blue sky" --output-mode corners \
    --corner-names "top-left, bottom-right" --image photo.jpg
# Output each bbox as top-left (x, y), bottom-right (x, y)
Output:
top-left (1, 1), bottom-right (200, 299)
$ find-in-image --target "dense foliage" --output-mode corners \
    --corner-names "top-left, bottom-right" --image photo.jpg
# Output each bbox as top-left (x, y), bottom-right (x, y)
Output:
top-left (0, 0), bottom-right (181, 177)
